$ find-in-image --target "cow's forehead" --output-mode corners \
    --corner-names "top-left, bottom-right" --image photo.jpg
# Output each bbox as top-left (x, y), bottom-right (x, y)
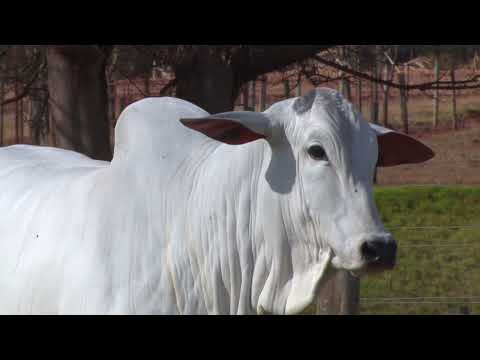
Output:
top-left (305, 88), bottom-right (359, 126)
top-left (270, 88), bottom-right (365, 145)
top-left (295, 88), bottom-right (347, 115)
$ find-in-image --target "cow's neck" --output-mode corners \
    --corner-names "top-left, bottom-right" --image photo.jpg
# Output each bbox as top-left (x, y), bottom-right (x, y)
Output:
top-left (107, 140), bottom-right (331, 315)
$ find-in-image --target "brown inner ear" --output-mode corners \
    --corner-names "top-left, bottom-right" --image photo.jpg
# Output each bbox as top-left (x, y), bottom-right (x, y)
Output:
top-left (377, 132), bottom-right (435, 167)
top-left (181, 118), bottom-right (266, 145)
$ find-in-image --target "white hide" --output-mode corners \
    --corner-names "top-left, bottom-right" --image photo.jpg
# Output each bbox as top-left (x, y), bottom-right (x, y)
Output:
top-left (0, 89), bottom-right (432, 315)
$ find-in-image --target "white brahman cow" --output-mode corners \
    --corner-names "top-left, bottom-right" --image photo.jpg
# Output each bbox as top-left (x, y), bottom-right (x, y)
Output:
top-left (0, 88), bottom-right (434, 315)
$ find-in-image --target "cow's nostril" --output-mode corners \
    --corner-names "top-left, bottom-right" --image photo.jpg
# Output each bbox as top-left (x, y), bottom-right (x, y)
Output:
top-left (361, 241), bottom-right (381, 262)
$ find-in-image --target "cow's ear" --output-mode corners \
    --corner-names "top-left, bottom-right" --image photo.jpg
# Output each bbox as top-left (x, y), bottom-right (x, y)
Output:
top-left (180, 112), bottom-right (270, 145)
top-left (370, 124), bottom-right (435, 167)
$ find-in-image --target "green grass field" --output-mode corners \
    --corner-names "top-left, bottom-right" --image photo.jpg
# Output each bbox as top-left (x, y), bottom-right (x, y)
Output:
top-left (360, 186), bottom-right (480, 315)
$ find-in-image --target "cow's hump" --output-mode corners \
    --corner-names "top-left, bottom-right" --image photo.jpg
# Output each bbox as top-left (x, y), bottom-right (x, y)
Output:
top-left (111, 97), bottom-right (212, 167)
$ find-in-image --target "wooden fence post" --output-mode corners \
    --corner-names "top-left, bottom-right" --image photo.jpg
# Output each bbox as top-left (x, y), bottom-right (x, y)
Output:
top-left (460, 306), bottom-right (471, 315)
top-left (315, 270), bottom-right (360, 315)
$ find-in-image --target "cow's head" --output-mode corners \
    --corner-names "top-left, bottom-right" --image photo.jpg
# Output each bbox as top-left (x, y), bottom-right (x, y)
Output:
top-left (181, 88), bottom-right (434, 314)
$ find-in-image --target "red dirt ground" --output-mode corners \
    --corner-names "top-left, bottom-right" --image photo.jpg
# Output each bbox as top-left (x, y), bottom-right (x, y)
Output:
top-left (377, 117), bottom-right (480, 186)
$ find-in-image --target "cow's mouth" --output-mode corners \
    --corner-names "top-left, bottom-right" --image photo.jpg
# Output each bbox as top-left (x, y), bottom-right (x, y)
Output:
top-left (332, 250), bottom-right (395, 278)
top-left (331, 253), bottom-right (364, 273)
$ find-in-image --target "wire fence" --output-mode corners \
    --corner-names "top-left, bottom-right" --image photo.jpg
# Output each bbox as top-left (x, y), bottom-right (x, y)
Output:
top-left (360, 223), bottom-right (480, 315)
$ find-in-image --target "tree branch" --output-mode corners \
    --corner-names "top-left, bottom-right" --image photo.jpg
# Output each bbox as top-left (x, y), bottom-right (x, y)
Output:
top-left (314, 55), bottom-right (480, 91)
top-left (235, 46), bottom-right (333, 82)
top-left (0, 60), bottom-right (46, 106)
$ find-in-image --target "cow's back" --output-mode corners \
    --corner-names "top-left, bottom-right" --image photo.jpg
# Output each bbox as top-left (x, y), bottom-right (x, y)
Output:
top-left (0, 145), bottom-right (110, 314)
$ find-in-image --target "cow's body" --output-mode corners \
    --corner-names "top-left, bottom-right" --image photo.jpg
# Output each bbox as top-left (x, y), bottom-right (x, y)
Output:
top-left (0, 98), bottom-right (289, 314)
top-left (0, 90), bottom-right (434, 315)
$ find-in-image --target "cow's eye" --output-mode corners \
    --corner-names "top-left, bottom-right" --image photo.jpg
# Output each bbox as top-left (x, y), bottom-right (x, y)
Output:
top-left (308, 145), bottom-right (328, 161)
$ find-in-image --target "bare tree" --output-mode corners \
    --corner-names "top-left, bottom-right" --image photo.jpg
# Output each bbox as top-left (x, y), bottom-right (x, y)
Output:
top-left (313, 46), bottom-right (480, 92)
top-left (134, 45), bottom-right (332, 113)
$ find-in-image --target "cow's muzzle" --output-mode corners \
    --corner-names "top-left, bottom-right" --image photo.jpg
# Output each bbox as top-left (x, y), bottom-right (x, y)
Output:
top-left (361, 236), bottom-right (397, 271)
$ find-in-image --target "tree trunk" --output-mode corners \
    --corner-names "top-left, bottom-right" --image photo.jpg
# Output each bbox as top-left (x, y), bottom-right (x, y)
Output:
top-left (107, 80), bottom-right (116, 150)
top-left (371, 47), bottom-right (380, 124)
top-left (451, 61), bottom-right (458, 131)
top-left (19, 97), bottom-right (24, 143)
top-left (30, 97), bottom-right (40, 146)
top-left (30, 76), bottom-right (49, 147)
top-left (260, 76), bottom-right (267, 111)
top-left (14, 73), bottom-right (20, 143)
top-left (144, 71), bottom-right (151, 97)
top-left (340, 77), bottom-right (351, 101)
top-left (283, 79), bottom-right (290, 99)
top-left (46, 46), bottom-right (113, 161)
top-left (372, 83), bottom-right (379, 123)
top-left (242, 83), bottom-right (250, 111)
top-left (371, 80), bottom-right (379, 124)
top-left (250, 81), bottom-right (256, 111)
top-left (42, 96), bottom-right (50, 146)
top-left (338, 46), bottom-right (351, 101)
top-left (175, 48), bottom-right (236, 114)
top-left (399, 71), bottom-right (409, 134)
top-left (357, 78), bottom-right (363, 113)
top-left (296, 73), bottom-right (302, 97)
top-left (173, 46), bottom-right (332, 115)
top-left (0, 79), bottom-right (4, 146)
top-left (433, 51), bottom-right (440, 128)
top-left (382, 62), bottom-right (392, 127)
top-left (356, 54), bottom-right (363, 113)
